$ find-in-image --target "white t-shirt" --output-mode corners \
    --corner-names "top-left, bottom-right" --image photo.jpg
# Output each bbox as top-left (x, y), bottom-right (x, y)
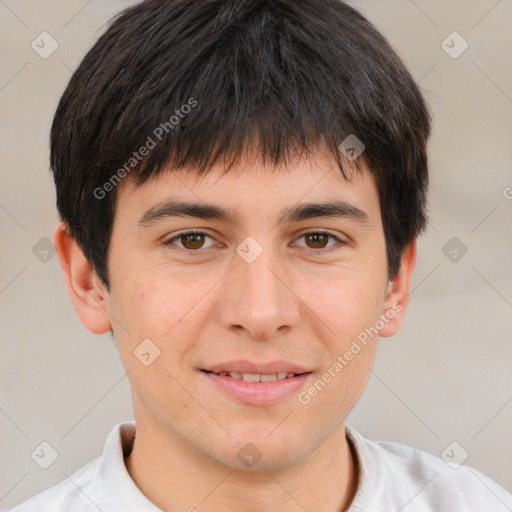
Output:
top-left (7, 421), bottom-right (512, 511)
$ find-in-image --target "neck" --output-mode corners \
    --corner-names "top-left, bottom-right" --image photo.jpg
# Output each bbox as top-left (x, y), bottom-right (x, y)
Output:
top-left (125, 411), bottom-right (358, 512)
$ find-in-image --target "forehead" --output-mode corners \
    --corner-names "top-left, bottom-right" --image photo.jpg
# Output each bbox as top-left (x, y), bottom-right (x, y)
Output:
top-left (115, 150), bottom-right (381, 225)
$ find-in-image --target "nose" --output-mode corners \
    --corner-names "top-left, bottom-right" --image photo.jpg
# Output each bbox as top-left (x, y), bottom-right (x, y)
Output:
top-left (217, 251), bottom-right (301, 340)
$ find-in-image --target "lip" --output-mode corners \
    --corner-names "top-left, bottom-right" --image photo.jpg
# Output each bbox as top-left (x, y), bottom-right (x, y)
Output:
top-left (200, 369), bottom-right (312, 406)
top-left (203, 360), bottom-right (312, 375)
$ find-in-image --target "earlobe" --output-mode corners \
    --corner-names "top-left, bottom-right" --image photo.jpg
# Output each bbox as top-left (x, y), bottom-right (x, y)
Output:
top-left (378, 239), bottom-right (417, 338)
top-left (53, 222), bottom-right (112, 334)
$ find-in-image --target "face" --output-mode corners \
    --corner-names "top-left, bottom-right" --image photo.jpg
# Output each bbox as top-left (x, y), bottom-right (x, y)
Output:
top-left (91, 149), bottom-right (409, 471)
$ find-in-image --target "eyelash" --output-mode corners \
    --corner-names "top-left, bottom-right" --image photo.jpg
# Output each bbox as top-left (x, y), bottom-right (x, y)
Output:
top-left (164, 230), bottom-right (345, 254)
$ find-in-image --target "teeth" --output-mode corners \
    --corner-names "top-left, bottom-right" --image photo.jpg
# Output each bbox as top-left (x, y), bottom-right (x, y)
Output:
top-left (214, 371), bottom-right (297, 381)
top-left (242, 373), bottom-right (260, 382)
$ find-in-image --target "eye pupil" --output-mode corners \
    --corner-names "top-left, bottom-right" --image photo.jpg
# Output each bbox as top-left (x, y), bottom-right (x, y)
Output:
top-left (306, 233), bottom-right (328, 249)
top-left (182, 234), bottom-right (204, 249)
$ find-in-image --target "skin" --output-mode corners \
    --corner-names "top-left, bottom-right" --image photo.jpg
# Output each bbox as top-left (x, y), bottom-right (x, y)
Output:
top-left (54, 147), bottom-right (416, 512)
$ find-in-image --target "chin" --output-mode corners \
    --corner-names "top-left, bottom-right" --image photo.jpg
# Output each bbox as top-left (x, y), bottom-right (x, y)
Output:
top-left (213, 426), bottom-right (314, 473)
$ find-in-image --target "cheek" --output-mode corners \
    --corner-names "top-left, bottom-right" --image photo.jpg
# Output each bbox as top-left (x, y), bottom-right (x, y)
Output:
top-left (109, 266), bottom-right (222, 374)
top-left (307, 271), bottom-right (386, 343)
top-left (300, 279), bottom-right (382, 419)
top-left (300, 273), bottom-right (385, 400)
top-left (111, 265), bottom-right (197, 334)
top-left (107, 269), bottom-right (206, 413)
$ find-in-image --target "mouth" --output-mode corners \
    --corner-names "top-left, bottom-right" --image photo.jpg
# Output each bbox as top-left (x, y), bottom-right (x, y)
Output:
top-left (199, 367), bottom-right (313, 406)
top-left (201, 369), bottom-right (307, 382)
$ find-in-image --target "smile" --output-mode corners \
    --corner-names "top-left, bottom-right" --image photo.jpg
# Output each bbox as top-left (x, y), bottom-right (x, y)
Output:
top-left (204, 370), bottom-right (301, 381)
top-left (200, 369), bottom-right (312, 406)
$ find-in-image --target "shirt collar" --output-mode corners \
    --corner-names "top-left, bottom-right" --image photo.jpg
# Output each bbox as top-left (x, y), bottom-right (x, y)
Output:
top-left (94, 421), bottom-right (369, 511)
top-left (95, 421), bottom-right (163, 512)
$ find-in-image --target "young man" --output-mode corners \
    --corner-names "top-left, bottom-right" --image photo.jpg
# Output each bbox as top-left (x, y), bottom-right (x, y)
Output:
top-left (9, 0), bottom-right (512, 510)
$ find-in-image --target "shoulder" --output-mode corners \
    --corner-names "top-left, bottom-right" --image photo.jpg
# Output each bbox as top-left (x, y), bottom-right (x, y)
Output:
top-left (346, 425), bottom-right (512, 512)
top-left (6, 421), bottom-right (144, 512)
top-left (6, 457), bottom-right (102, 512)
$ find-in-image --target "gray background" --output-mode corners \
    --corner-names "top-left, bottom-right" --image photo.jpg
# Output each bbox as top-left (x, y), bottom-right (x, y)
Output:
top-left (1, 0), bottom-right (511, 509)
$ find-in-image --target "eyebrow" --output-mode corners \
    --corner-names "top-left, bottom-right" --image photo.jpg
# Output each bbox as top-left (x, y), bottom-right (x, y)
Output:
top-left (138, 200), bottom-right (371, 226)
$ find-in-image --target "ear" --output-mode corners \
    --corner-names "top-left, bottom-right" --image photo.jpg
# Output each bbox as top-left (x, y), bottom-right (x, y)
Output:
top-left (378, 239), bottom-right (417, 338)
top-left (53, 222), bottom-right (112, 334)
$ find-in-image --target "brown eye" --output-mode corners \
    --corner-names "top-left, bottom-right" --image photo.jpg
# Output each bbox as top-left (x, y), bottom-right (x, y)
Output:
top-left (165, 231), bottom-right (215, 251)
top-left (304, 233), bottom-right (329, 249)
top-left (180, 233), bottom-right (206, 250)
top-left (294, 231), bottom-right (344, 252)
